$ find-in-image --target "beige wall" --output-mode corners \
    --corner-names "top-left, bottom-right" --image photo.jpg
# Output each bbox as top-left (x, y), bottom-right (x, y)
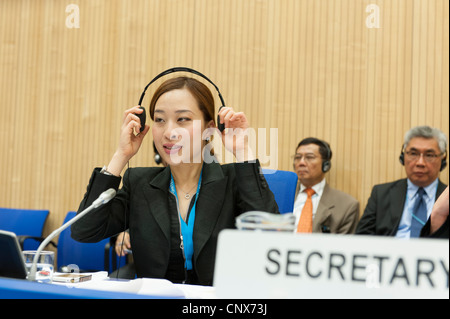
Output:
top-left (1, 0), bottom-right (448, 236)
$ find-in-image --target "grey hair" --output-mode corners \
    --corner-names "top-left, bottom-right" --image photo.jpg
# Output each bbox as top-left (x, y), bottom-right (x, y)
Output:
top-left (403, 126), bottom-right (447, 153)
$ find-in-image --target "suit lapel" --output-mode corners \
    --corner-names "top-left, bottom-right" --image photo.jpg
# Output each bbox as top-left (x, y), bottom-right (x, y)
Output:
top-left (193, 162), bottom-right (227, 260)
top-left (388, 179), bottom-right (408, 235)
top-left (142, 163), bottom-right (227, 259)
top-left (313, 184), bottom-right (333, 230)
top-left (387, 179), bottom-right (445, 236)
top-left (144, 167), bottom-right (172, 242)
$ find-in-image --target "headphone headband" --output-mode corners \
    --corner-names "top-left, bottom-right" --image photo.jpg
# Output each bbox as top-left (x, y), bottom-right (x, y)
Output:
top-left (317, 139), bottom-right (331, 161)
top-left (138, 67), bottom-right (226, 107)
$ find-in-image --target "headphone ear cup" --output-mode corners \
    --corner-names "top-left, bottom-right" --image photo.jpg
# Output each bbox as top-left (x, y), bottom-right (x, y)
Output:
top-left (136, 106), bottom-right (146, 132)
top-left (440, 157), bottom-right (447, 171)
top-left (217, 106), bottom-right (225, 132)
top-left (399, 153), bottom-right (405, 166)
top-left (322, 160), bottom-right (331, 173)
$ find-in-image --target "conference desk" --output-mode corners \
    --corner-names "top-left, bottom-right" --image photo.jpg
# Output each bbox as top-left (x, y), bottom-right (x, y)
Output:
top-left (0, 277), bottom-right (149, 299)
top-left (0, 273), bottom-right (216, 299)
top-left (2, 231), bottom-right (448, 299)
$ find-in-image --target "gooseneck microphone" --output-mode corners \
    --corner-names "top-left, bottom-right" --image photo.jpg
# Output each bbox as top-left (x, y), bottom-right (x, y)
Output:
top-left (27, 188), bottom-right (117, 281)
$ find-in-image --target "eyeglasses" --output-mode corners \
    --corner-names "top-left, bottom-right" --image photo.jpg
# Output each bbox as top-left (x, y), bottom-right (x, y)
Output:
top-left (404, 150), bottom-right (443, 163)
top-left (293, 154), bottom-right (319, 163)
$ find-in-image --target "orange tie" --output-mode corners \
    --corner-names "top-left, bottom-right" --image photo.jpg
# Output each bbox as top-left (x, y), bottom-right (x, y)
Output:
top-left (297, 188), bottom-right (315, 233)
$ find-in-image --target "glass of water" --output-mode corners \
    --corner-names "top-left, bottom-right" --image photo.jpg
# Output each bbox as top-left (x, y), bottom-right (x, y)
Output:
top-left (23, 250), bottom-right (55, 283)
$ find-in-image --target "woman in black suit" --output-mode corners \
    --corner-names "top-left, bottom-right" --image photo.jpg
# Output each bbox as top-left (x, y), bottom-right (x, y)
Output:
top-left (71, 76), bottom-right (279, 286)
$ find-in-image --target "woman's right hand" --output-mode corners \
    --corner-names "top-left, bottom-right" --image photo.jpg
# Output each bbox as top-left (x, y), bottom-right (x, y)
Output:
top-left (115, 231), bottom-right (132, 257)
top-left (107, 106), bottom-right (150, 176)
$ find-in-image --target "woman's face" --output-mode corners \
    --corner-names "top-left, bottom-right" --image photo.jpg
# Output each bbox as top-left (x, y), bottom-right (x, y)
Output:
top-left (152, 88), bottom-right (212, 165)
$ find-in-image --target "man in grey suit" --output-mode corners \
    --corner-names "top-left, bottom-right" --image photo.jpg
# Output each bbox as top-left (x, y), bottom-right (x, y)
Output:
top-left (293, 138), bottom-right (360, 234)
top-left (356, 126), bottom-right (448, 238)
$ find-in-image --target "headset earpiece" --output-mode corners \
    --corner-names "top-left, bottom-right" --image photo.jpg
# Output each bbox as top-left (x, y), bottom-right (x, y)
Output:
top-left (136, 106), bottom-right (146, 133)
top-left (399, 153), bottom-right (405, 165)
top-left (399, 144), bottom-right (406, 165)
top-left (322, 159), bottom-right (331, 173)
top-left (440, 152), bottom-right (447, 171)
top-left (319, 140), bottom-right (332, 173)
top-left (217, 106), bottom-right (225, 132)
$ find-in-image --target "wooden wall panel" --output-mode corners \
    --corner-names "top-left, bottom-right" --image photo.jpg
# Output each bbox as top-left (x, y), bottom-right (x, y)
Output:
top-left (0, 0), bottom-right (448, 237)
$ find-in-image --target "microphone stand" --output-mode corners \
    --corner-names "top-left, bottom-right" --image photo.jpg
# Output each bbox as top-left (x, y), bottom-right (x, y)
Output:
top-left (27, 188), bottom-right (116, 281)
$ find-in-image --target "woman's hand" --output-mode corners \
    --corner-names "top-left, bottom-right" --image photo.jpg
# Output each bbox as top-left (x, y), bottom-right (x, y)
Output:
top-left (107, 106), bottom-right (150, 176)
top-left (218, 107), bottom-right (255, 162)
top-left (115, 231), bottom-right (131, 257)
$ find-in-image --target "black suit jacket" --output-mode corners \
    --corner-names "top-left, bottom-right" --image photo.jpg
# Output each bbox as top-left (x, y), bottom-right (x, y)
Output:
top-left (420, 216), bottom-right (449, 238)
top-left (356, 179), bottom-right (447, 236)
top-left (71, 161), bottom-right (279, 285)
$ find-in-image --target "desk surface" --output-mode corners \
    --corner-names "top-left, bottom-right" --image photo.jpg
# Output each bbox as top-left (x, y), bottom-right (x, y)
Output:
top-left (0, 275), bottom-right (217, 299)
top-left (0, 277), bottom-right (160, 299)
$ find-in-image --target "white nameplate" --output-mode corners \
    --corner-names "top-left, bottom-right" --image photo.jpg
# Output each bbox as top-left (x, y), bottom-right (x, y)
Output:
top-left (214, 230), bottom-right (449, 299)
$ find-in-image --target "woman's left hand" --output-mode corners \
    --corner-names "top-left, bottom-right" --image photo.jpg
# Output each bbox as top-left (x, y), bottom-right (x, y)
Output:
top-left (218, 107), bottom-right (255, 162)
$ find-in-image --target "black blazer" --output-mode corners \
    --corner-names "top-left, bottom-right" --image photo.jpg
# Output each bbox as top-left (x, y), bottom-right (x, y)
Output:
top-left (356, 178), bottom-right (447, 236)
top-left (71, 160), bottom-right (279, 286)
top-left (420, 216), bottom-right (449, 239)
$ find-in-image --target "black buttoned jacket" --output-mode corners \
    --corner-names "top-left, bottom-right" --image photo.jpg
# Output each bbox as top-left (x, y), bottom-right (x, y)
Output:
top-left (71, 160), bottom-right (279, 286)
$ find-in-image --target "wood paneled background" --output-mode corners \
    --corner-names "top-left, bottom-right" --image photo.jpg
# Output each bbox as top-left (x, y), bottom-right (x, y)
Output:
top-left (1, 0), bottom-right (448, 237)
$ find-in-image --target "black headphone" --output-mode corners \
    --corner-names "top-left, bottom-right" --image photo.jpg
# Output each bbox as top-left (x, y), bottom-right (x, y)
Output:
top-left (399, 146), bottom-right (447, 171)
top-left (135, 67), bottom-right (226, 133)
top-left (318, 140), bottom-right (332, 173)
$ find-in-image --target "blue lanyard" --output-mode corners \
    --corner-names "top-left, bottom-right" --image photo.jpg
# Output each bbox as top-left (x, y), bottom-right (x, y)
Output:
top-left (169, 170), bottom-right (202, 270)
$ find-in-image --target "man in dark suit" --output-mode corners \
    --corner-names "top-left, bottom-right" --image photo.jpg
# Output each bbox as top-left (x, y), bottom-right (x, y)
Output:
top-left (356, 126), bottom-right (448, 238)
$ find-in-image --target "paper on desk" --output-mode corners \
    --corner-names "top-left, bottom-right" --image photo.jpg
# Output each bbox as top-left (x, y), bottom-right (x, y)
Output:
top-left (74, 277), bottom-right (186, 298)
top-left (174, 283), bottom-right (217, 299)
top-left (53, 272), bottom-right (215, 298)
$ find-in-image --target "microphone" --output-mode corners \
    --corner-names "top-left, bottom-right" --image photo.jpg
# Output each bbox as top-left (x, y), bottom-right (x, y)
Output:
top-left (27, 188), bottom-right (117, 281)
top-left (92, 188), bottom-right (116, 208)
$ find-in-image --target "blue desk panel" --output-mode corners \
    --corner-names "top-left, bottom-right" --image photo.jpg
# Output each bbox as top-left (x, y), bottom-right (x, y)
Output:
top-left (0, 277), bottom-right (181, 299)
